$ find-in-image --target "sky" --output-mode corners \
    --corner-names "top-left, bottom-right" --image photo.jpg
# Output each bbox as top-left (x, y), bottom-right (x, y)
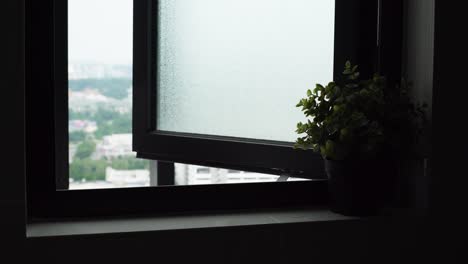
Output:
top-left (68, 0), bottom-right (133, 65)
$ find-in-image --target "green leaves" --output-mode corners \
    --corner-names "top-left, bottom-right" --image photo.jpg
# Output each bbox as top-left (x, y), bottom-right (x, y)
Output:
top-left (343, 60), bottom-right (360, 80)
top-left (75, 140), bottom-right (96, 160)
top-left (343, 61), bottom-right (353, 74)
top-left (324, 140), bottom-right (336, 157)
top-left (296, 99), bottom-right (305, 107)
top-left (294, 61), bottom-right (426, 160)
top-left (314, 84), bottom-right (325, 95)
top-left (296, 122), bottom-right (307, 134)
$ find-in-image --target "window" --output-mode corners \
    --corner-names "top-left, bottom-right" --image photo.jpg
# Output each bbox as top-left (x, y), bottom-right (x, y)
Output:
top-left (133, 0), bottom-right (380, 177)
top-left (27, 0), bottom-right (400, 219)
top-left (65, 0), bottom-right (310, 190)
top-left (134, 0), bottom-right (332, 177)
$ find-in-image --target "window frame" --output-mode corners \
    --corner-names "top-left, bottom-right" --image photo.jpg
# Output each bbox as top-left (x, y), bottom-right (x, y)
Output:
top-left (133, 0), bottom-right (380, 179)
top-left (26, 0), bottom-right (402, 220)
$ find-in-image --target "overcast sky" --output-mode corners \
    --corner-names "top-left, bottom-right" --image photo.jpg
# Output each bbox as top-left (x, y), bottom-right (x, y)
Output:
top-left (68, 0), bottom-right (133, 65)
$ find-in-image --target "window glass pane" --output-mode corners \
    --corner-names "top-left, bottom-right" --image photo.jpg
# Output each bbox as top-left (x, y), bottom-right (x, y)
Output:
top-left (68, 0), bottom-right (149, 189)
top-left (157, 0), bottom-right (335, 142)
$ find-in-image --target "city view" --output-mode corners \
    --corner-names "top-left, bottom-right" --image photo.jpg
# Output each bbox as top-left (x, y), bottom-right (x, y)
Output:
top-left (68, 63), bottom-right (286, 189)
top-left (68, 63), bottom-right (148, 189)
top-left (67, 0), bottom-right (316, 189)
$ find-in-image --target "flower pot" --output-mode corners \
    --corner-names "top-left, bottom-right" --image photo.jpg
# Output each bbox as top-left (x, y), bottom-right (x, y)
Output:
top-left (324, 158), bottom-right (395, 216)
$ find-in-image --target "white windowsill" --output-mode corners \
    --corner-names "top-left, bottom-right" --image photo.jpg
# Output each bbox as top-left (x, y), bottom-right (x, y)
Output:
top-left (27, 207), bottom-right (357, 238)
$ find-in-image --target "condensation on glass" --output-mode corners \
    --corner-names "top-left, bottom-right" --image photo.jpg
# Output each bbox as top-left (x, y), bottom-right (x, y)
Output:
top-left (157, 0), bottom-right (335, 142)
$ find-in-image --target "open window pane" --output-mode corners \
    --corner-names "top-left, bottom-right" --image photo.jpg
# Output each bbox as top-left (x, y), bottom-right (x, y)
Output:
top-left (157, 0), bottom-right (335, 142)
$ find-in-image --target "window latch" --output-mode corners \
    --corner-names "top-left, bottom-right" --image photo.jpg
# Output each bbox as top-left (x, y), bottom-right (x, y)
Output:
top-left (277, 174), bottom-right (290, 182)
top-left (277, 169), bottom-right (308, 182)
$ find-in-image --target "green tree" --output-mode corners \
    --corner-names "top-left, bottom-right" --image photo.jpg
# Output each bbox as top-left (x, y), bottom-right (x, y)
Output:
top-left (94, 123), bottom-right (113, 139)
top-left (111, 113), bottom-right (131, 133)
top-left (111, 157), bottom-right (149, 170)
top-left (68, 78), bottom-right (131, 100)
top-left (69, 131), bottom-right (87, 143)
top-left (94, 112), bottom-right (132, 139)
top-left (70, 158), bottom-right (107, 182)
top-left (69, 110), bottom-right (91, 120)
top-left (94, 108), bottom-right (120, 126)
top-left (75, 140), bottom-right (96, 160)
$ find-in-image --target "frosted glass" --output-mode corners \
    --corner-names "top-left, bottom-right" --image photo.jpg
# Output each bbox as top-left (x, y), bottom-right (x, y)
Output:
top-left (157, 0), bottom-right (335, 142)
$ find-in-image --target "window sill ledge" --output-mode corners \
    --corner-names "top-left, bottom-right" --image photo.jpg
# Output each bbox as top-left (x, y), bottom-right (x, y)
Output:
top-left (27, 207), bottom-right (358, 238)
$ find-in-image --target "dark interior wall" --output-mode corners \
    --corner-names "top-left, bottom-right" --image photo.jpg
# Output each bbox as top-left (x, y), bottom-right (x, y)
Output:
top-left (405, 0), bottom-right (435, 159)
top-left (0, 0), bottom-right (26, 210)
top-left (431, 1), bottom-right (465, 214)
top-left (0, 0), bottom-right (26, 260)
top-left (400, 0), bottom-right (435, 210)
top-left (403, 0), bottom-right (434, 115)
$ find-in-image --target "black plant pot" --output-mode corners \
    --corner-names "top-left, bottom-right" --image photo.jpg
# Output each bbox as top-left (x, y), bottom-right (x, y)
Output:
top-left (324, 158), bottom-right (395, 216)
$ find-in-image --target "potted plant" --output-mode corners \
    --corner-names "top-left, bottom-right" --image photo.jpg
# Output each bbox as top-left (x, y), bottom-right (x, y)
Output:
top-left (295, 61), bottom-right (427, 216)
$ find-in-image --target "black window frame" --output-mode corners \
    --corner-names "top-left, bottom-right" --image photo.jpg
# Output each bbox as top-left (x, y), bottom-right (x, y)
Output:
top-left (134, 0), bottom-right (382, 179)
top-left (26, 0), bottom-right (402, 220)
